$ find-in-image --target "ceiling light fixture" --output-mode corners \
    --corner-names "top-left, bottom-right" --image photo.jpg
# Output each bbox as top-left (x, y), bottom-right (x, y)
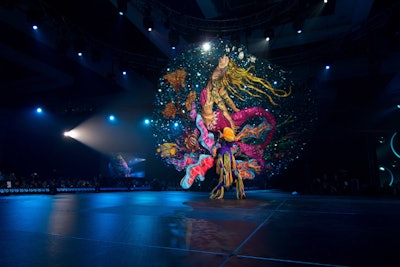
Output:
top-left (117, 0), bottom-right (127, 15)
top-left (143, 15), bottom-right (153, 31)
top-left (292, 16), bottom-right (304, 34)
top-left (168, 30), bottom-right (180, 48)
top-left (263, 28), bottom-right (274, 41)
top-left (26, 6), bottom-right (43, 29)
top-left (143, 7), bottom-right (153, 32)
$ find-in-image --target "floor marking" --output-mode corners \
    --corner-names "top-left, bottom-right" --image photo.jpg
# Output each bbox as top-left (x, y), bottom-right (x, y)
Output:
top-left (219, 200), bottom-right (287, 266)
top-left (236, 254), bottom-right (350, 267)
top-left (219, 199), bottom-right (351, 267)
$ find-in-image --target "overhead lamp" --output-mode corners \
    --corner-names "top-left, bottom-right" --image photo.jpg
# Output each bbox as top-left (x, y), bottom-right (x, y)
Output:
top-left (108, 115), bottom-right (116, 122)
top-left (26, 6), bottom-right (43, 29)
top-left (324, 59), bottom-right (333, 70)
top-left (73, 37), bottom-right (86, 56)
top-left (143, 7), bottom-right (154, 32)
top-left (168, 30), bottom-right (180, 48)
top-left (117, 0), bottom-right (127, 15)
top-left (292, 16), bottom-right (304, 34)
top-left (143, 15), bottom-right (153, 32)
top-left (119, 57), bottom-right (129, 74)
top-left (263, 28), bottom-right (274, 41)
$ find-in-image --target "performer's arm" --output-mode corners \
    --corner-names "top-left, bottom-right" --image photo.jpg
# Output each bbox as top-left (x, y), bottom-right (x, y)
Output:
top-left (211, 55), bottom-right (229, 82)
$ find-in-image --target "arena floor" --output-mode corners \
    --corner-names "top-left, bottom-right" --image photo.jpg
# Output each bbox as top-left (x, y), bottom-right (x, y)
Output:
top-left (1, 190), bottom-right (399, 267)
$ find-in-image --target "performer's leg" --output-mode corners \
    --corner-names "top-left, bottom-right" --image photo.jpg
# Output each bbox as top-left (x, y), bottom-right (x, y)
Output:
top-left (210, 181), bottom-right (225, 199)
top-left (235, 174), bottom-right (246, 199)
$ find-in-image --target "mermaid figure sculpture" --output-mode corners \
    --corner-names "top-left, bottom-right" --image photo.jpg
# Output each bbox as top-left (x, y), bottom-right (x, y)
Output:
top-left (200, 55), bottom-right (290, 168)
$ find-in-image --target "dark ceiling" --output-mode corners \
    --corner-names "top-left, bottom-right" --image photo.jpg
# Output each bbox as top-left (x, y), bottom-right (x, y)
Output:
top-left (0, 0), bottom-right (399, 116)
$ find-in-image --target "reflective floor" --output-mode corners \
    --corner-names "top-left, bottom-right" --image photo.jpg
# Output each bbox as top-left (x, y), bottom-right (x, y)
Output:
top-left (1, 190), bottom-right (399, 267)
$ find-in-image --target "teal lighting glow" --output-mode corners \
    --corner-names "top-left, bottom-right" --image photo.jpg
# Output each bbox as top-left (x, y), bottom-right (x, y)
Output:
top-left (108, 115), bottom-right (116, 122)
top-left (390, 132), bottom-right (400, 158)
top-left (379, 165), bottom-right (394, 186)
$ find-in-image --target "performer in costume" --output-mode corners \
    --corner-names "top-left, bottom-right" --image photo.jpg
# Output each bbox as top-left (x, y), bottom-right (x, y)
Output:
top-left (210, 127), bottom-right (246, 199)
